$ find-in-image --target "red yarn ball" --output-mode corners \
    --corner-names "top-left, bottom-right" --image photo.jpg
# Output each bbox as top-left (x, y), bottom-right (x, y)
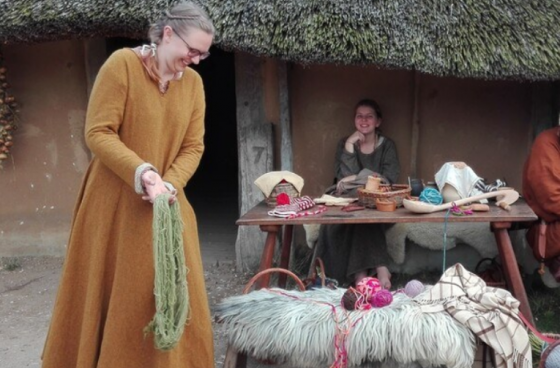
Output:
top-left (370, 289), bottom-right (393, 308)
top-left (276, 192), bottom-right (291, 205)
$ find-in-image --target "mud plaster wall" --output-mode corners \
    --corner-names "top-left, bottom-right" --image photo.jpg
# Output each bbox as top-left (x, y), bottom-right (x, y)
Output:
top-left (290, 65), bottom-right (531, 197)
top-left (0, 40), bottom-right (90, 256)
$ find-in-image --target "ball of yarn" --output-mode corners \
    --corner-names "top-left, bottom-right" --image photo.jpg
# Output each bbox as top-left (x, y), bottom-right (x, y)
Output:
top-left (419, 187), bottom-right (443, 205)
top-left (404, 279), bottom-right (425, 298)
top-left (544, 344), bottom-right (560, 368)
top-left (356, 277), bottom-right (382, 300)
top-left (341, 288), bottom-right (359, 311)
top-left (370, 289), bottom-right (393, 308)
top-left (276, 192), bottom-right (291, 205)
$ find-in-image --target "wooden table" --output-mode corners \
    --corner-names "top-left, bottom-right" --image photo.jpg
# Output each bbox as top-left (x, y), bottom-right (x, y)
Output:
top-left (237, 200), bottom-right (537, 320)
top-left (226, 201), bottom-right (538, 368)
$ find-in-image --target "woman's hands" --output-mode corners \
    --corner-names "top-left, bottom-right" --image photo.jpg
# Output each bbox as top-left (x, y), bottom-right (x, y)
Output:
top-left (141, 170), bottom-right (177, 204)
top-left (345, 131), bottom-right (365, 153)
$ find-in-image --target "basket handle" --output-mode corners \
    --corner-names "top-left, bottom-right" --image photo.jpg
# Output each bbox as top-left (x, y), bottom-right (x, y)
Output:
top-left (243, 268), bottom-right (306, 294)
top-left (475, 257), bottom-right (505, 282)
top-left (307, 257), bottom-right (327, 288)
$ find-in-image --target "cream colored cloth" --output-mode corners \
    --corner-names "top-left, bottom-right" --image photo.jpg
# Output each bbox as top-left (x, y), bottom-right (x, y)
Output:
top-left (435, 162), bottom-right (485, 201)
top-left (313, 194), bottom-right (357, 206)
top-left (416, 264), bottom-right (531, 368)
top-left (254, 171), bottom-right (305, 198)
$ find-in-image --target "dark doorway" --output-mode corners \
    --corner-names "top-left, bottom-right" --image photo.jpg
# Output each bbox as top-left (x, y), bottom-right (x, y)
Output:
top-left (187, 47), bottom-right (238, 263)
top-left (186, 47), bottom-right (238, 201)
top-left (105, 39), bottom-right (238, 262)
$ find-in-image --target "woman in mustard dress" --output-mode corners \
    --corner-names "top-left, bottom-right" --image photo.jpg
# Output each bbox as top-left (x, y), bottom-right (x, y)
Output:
top-left (42, 2), bottom-right (215, 367)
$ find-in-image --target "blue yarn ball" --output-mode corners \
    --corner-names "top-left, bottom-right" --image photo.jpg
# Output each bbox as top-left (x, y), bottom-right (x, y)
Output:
top-left (419, 187), bottom-right (443, 205)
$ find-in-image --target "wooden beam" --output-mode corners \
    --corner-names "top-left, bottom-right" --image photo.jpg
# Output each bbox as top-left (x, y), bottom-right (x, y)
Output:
top-left (234, 53), bottom-right (274, 272)
top-left (278, 61), bottom-right (293, 171)
top-left (409, 71), bottom-right (421, 178)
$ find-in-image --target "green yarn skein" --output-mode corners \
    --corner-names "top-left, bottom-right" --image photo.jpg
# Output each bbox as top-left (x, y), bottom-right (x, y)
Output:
top-left (144, 193), bottom-right (189, 351)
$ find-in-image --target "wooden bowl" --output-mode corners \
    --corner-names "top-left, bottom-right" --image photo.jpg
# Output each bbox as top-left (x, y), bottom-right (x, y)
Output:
top-left (375, 198), bottom-right (397, 212)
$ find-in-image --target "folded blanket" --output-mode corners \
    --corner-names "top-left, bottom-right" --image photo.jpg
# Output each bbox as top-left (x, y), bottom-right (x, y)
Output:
top-left (416, 264), bottom-right (531, 368)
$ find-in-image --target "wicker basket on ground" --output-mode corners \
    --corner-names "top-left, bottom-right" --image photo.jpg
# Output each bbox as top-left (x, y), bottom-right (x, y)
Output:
top-left (266, 182), bottom-right (300, 207)
top-left (358, 184), bottom-right (411, 209)
top-left (533, 333), bottom-right (560, 368)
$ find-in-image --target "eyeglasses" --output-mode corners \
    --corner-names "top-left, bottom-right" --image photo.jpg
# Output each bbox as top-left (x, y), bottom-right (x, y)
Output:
top-left (172, 28), bottom-right (210, 60)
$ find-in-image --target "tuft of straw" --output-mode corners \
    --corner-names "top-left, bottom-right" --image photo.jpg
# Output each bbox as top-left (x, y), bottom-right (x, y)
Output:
top-left (1, 1), bottom-right (559, 80)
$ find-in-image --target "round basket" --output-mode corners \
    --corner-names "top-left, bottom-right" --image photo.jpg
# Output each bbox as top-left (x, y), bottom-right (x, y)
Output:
top-left (358, 184), bottom-right (411, 209)
top-left (243, 268), bottom-right (306, 294)
top-left (266, 182), bottom-right (300, 207)
top-left (539, 334), bottom-right (560, 368)
top-left (475, 257), bottom-right (506, 288)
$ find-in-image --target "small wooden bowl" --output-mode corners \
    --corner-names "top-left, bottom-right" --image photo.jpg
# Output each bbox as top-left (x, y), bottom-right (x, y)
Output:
top-left (375, 198), bottom-right (397, 212)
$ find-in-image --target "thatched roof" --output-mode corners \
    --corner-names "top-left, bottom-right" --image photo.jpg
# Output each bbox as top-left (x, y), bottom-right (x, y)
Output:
top-left (1, 0), bottom-right (559, 80)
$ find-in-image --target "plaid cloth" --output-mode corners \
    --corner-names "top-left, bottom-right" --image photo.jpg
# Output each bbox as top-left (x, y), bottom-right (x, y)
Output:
top-left (415, 264), bottom-right (531, 368)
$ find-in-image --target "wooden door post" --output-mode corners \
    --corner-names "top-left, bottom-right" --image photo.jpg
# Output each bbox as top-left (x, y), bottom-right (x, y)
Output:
top-left (235, 53), bottom-right (274, 271)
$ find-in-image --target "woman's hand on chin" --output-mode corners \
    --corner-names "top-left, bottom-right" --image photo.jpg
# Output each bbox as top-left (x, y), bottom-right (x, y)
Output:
top-left (345, 131), bottom-right (365, 152)
top-left (346, 131), bottom-right (365, 145)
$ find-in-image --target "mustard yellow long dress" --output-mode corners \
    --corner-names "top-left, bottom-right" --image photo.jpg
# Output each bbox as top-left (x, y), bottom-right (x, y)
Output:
top-left (42, 49), bottom-right (214, 367)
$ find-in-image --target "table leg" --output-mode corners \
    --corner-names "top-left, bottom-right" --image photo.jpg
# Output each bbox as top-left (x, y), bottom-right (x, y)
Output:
top-left (257, 225), bottom-right (281, 288)
top-left (491, 222), bottom-right (535, 325)
top-left (278, 225), bottom-right (294, 288)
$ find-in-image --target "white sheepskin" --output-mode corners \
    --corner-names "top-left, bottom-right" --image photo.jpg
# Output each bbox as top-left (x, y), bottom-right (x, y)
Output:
top-left (215, 288), bottom-right (475, 368)
top-left (385, 222), bottom-right (498, 264)
top-left (303, 222), bottom-right (499, 264)
top-left (303, 223), bottom-right (321, 249)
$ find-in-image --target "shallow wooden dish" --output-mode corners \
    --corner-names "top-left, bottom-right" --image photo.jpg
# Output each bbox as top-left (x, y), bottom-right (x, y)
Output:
top-left (375, 198), bottom-right (397, 212)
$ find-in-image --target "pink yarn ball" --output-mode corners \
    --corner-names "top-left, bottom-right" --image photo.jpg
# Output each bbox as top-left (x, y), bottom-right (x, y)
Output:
top-left (370, 289), bottom-right (393, 308)
top-left (404, 279), bottom-right (425, 298)
top-left (356, 277), bottom-right (382, 299)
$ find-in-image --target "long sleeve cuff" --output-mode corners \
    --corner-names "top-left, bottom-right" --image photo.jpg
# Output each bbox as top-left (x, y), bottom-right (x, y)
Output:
top-left (163, 181), bottom-right (178, 195)
top-left (134, 163), bottom-right (158, 194)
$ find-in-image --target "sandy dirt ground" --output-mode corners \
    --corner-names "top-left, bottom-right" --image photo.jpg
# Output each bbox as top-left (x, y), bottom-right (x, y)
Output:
top-left (0, 193), bottom-right (306, 367)
top-left (0, 255), bottom-right (289, 368)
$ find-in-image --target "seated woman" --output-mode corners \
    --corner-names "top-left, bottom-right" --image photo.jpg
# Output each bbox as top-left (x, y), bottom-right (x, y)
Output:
top-left (315, 99), bottom-right (400, 288)
top-left (523, 126), bottom-right (560, 284)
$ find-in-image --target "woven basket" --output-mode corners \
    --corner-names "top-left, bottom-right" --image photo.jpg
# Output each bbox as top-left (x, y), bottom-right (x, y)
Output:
top-left (266, 182), bottom-right (300, 207)
top-left (358, 184), bottom-right (411, 209)
top-left (539, 333), bottom-right (560, 368)
top-left (243, 268), bottom-right (306, 294)
top-left (475, 257), bottom-right (506, 288)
